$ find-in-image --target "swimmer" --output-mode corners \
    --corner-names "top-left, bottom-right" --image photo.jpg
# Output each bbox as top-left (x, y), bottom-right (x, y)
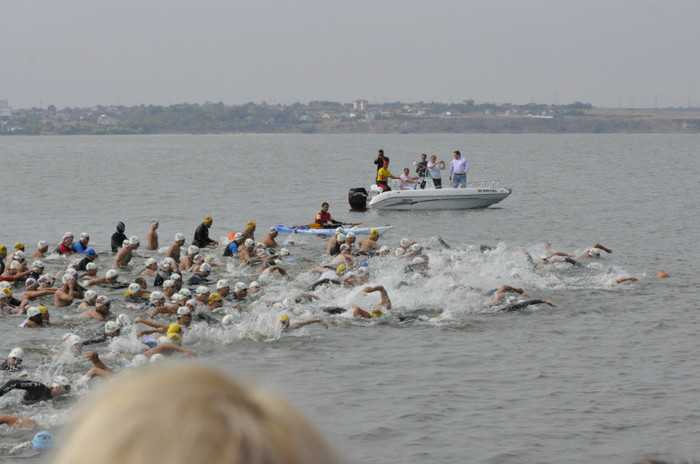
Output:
top-left (192, 215), bottom-right (218, 247)
top-left (114, 236), bottom-right (140, 268)
top-left (186, 262), bottom-right (213, 286)
top-left (222, 232), bottom-right (244, 257)
top-left (0, 414), bottom-right (37, 430)
top-left (147, 218), bottom-right (159, 250)
top-left (598, 276), bottom-right (638, 287)
top-left (278, 313), bottom-right (328, 332)
top-left (331, 243), bottom-right (356, 267)
top-left (81, 321), bottom-right (123, 347)
top-left (522, 247), bottom-right (581, 269)
top-left (55, 233), bottom-right (75, 255)
top-left (78, 295), bottom-right (111, 321)
top-left (329, 233), bottom-right (346, 256)
top-left (179, 245), bottom-right (199, 272)
top-left (167, 233), bottom-right (186, 264)
top-left (577, 243), bottom-right (612, 259)
top-left (0, 376), bottom-right (71, 404)
top-left (259, 227), bottom-right (280, 249)
top-left (140, 257), bottom-right (158, 276)
top-left (326, 227), bottom-right (344, 254)
top-left (83, 351), bottom-right (114, 379)
top-left (21, 306), bottom-right (58, 328)
top-left (1, 348), bottom-right (25, 372)
top-left (21, 277), bottom-right (57, 300)
top-left (308, 264), bottom-right (346, 290)
top-left (357, 229), bottom-right (381, 254)
top-left (54, 273), bottom-right (79, 307)
top-left (31, 241), bottom-right (49, 259)
top-left (110, 222), bottom-right (127, 253)
top-left (240, 220), bottom-right (257, 242)
top-left (72, 232), bottom-right (91, 254)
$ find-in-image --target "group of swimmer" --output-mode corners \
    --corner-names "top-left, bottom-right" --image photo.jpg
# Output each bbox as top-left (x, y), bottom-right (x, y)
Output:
top-left (0, 207), bottom-right (668, 454)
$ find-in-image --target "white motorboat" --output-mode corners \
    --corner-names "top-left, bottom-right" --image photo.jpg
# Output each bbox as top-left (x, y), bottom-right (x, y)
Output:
top-left (367, 180), bottom-right (511, 210)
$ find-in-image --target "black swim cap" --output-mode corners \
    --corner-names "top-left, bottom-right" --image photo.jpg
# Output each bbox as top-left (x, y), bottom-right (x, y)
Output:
top-left (116, 222), bottom-right (125, 233)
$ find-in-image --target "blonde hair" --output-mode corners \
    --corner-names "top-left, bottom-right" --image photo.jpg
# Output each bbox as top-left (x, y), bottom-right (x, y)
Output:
top-left (54, 363), bottom-right (344, 464)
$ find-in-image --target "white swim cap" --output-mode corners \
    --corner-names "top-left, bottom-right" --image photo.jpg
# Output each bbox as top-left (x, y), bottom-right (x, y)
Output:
top-left (37, 240), bottom-right (47, 249)
top-left (150, 291), bottom-right (164, 302)
top-left (411, 243), bottom-right (422, 252)
top-left (588, 247), bottom-right (601, 257)
top-left (96, 295), bottom-right (110, 306)
top-left (128, 283), bottom-right (141, 295)
top-left (61, 274), bottom-right (73, 285)
top-left (117, 313), bottom-right (131, 327)
top-left (51, 375), bottom-right (70, 388)
top-left (175, 233), bottom-right (185, 242)
top-left (145, 258), bottom-right (157, 267)
top-left (163, 280), bottom-right (176, 289)
top-left (106, 269), bottom-right (118, 279)
top-left (32, 260), bottom-right (44, 270)
top-left (346, 231), bottom-right (356, 238)
top-left (25, 278), bottom-right (38, 287)
top-left (335, 227), bottom-right (344, 235)
top-left (14, 251), bottom-right (25, 260)
top-left (150, 353), bottom-right (165, 363)
top-left (221, 314), bottom-right (233, 326)
top-left (270, 227), bottom-right (278, 233)
top-left (245, 239), bottom-right (254, 247)
top-left (157, 336), bottom-right (172, 346)
top-left (249, 281), bottom-right (260, 289)
top-left (84, 289), bottom-right (97, 301)
top-left (340, 244), bottom-right (349, 252)
top-left (195, 286), bottom-right (210, 295)
top-left (216, 279), bottom-right (229, 290)
top-left (129, 236), bottom-right (140, 245)
top-left (132, 354), bottom-right (149, 368)
top-left (395, 247), bottom-right (405, 256)
top-left (337, 233), bottom-right (346, 242)
top-left (179, 288), bottom-right (192, 297)
top-left (379, 245), bottom-right (390, 253)
top-left (171, 293), bottom-right (183, 302)
top-left (170, 273), bottom-right (181, 281)
top-left (279, 247), bottom-right (290, 256)
top-left (26, 307), bottom-right (41, 318)
top-left (177, 306), bottom-right (190, 316)
top-left (400, 238), bottom-right (409, 246)
top-left (79, 232), bottom-right (89, 240)
top-left (199, 262), bottom-right (211, 272)
top-left (187, 245), bottom-right (199, 255)
top-left (9, 347), bottom-right (24, 360)
top-left (413, 257), bottom-right (425, 264)
top-left (86, 262), bottom-right (97, 271)
top-left (104, 321), bottom-right (120, 334)
top-left (234, 282), bottom-right (247, 292)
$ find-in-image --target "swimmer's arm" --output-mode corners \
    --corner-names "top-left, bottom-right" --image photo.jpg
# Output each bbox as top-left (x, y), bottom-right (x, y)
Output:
top-left (149, 305), bottom-right (177, 318)
top-left (84, 352), bottom-right (113, 373)
top-left (146, 344), bottom-right (197, 358)
top-left (615, 276), bottom-right (637, 284)
top-left (364, 285), bottom-right (391, 309)
top-left (437, 236), bottom-right (450, 249)
top-left (591, 243), bottom-right (612, 253)
top-left (133, 317), bottom-right (168, 330)
top-left (291, 318), bottom-right (328, 330)
top-left (352, 305), bottom-right (371, 319)
top-left (0, 414), bottom-right (36, 430)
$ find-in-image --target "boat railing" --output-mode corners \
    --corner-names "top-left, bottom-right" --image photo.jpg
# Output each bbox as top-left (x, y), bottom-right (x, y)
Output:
top-left (466, 179), bottom-right (504, 189)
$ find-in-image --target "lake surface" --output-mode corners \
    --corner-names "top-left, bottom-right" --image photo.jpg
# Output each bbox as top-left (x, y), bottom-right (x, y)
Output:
top-left (1, 134), bottom-right (699, 463)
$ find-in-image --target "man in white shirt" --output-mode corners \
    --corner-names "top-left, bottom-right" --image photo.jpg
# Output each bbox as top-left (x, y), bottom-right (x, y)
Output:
top-left (449, 150), bottom-right (470, 188)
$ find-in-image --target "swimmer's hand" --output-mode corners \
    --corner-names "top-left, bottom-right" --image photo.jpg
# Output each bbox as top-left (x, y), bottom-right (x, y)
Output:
top-left (320, 321), bottom-right (329, 329)
top-left (84, 351), bottom-right (99, 361)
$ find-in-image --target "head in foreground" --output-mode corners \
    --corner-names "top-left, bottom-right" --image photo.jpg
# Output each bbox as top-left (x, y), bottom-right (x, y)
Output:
top-left (54, 363), bottom-right (344, 464)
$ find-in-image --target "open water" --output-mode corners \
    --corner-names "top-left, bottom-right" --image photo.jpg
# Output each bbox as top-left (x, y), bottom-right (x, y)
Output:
top-left (0, 134), bottom-right (699, 463)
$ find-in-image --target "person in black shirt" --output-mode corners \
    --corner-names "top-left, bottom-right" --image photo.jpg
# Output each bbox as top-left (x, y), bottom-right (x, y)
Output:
top-left (192, 216), bottom-right (218, 248)
top-left (0, 377), bottom-right (71, 404)
top-left (374, 149), bottom-right (389, 173)
top-left (110, 222), bottom-right (127, 253)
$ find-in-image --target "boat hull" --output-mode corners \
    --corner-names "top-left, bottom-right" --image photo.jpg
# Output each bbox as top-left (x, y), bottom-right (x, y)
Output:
top-left (368, 187), bottom-right (510, 210)
top-left (275, 225), bottom-right (393, 236)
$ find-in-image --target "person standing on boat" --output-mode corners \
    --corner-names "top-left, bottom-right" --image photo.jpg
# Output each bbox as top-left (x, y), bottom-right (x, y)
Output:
top-left (414, 154), bottom-right (428, 189)
top-left (374, 149), bottom-right (389, 173)
top-left (376, 160), bottom-right (400, 191)
top-left (427, 155), bottom-right (446, 189)
top-left (449, 151), bottom-right (469, 188)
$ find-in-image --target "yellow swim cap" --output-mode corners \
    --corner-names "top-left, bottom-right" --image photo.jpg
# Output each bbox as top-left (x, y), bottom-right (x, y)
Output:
top-left (167, 323), bottom-right (181, 335)
top-left (280, 314), bottom-right (290, 323)
top-left (370, 308), bottom-right (383, 317)
top-left (247, 220), bottom-right (256, 227)
top-left (167, 332), bottom-right (182, 345)
top-left (37, 305), bottom-right (48, 314)
top-left (14, 242), bottom-right (25, 251)
top-left (208, 292), bottom-right (222, 303)
top-left (2, 288), bottom-right (12, 297)
top-left (369, 229), bottom-right (379, 237)
top-left (0, 245), bottom-right (6, 254)
top-left (204, 215), bottom-right (213, 223)
top-left (336, 264), bottom-right (347, 275)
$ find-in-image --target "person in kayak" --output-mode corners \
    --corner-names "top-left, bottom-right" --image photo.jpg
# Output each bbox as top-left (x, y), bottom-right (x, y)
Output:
top-left (315, 202), bottom-right (347, 228)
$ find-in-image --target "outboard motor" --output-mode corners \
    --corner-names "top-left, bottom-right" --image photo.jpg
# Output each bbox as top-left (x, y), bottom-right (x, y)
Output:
top-left (348, 188), bottom-right (368, 211)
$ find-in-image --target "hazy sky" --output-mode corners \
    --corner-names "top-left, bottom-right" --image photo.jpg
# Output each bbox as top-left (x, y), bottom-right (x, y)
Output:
top-left (2, 0), bottom-right (698, 109)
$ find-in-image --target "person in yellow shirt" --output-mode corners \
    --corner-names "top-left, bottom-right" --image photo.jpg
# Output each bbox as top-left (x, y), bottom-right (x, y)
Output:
top-left (376, 160), bottom-right (400, 191)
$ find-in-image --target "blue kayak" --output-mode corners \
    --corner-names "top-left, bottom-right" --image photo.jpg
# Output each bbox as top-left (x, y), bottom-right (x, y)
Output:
top-left (275, 225), bottom-right (393, 236)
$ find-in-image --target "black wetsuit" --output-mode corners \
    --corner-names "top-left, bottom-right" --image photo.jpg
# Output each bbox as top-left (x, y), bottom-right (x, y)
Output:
top-left (329, 243), bottom-right (342, 256)
top-left (186, 273), bottom-right (211, 286)
top-left (81, 330), bottom-right (108, 346)
top-left (111, 232), bottom-right (127, 253)
top-left (192, 223), bottom-right (211, 248)
top-left (497, 299), bottom-right (548, 313)
top-left (0, 380), bottom-right (53, 404)
top-left (0, 257), bottom-right (4, 274)
top-left (77, 256), bottom-right (91, 271)
top-left (153, 270), bottom-right (171, 288)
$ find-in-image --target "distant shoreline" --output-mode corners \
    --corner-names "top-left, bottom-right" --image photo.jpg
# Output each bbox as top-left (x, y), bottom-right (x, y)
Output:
top-left (3, 107), bottom-right (700, 135)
